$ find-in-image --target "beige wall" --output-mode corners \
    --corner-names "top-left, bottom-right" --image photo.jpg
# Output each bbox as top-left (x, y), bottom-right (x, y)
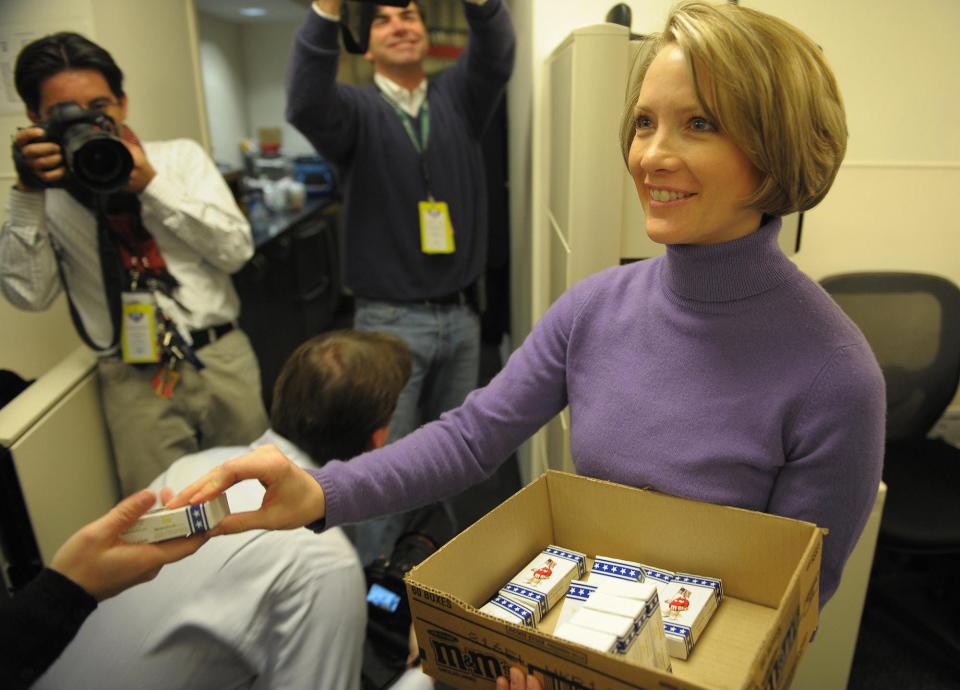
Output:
top-left (197, 12), bottom-right (250, 169)
top-left (196, 10), bottom-right (382, 166)
top-left (747, 0), bottom-right (960, 164)
top-left (747, 0), bottom-right (960, 407)
top-left (0, 0), bottom-right (208, 379)
top-left (240, 20), bottom-right (315, 158)
top-left (744, 0), bottom-right (960, 286)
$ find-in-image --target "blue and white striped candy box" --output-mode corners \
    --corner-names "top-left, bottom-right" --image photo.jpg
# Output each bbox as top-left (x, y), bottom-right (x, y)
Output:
top-left (589, 555), bottom-right (645, 585)
top-left (479, 595), bottom-right (537, 628)
top-left (498, 582), bottom-right (549, 623)
top-left (552, 620), bottom-right (618, 655)
top-left (556, 575), bottom-right (651, 625)
top-left (644, 565), bottom-right (723, 660)
top-left (675, 572), bottom-right (724, 605)
top-left (568, 607), bottom-right (644, 664)
top-left (555, 579), bottom-right (597, 627)
top-left (507, 545), bottom-right (586, 613)
top-left (586, 586), bottom-right (671, 672)
top-left (557, 578), bottom-right (671, 672)
top-left (121, 494), bottom-right (230, 544)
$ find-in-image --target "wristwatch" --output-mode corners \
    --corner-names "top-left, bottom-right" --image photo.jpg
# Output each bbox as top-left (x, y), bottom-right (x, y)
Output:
top-left (305, 516), bottom-right (327, 533)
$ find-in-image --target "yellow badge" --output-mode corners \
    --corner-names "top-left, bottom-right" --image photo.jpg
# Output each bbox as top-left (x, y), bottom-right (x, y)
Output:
top-left (419, 200), bottom-right (455, 254)
top-left (121, 292), bottom-right (160, 363)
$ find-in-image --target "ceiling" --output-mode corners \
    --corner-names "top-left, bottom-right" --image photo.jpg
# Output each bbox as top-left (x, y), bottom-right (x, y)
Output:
top-left (194, 0), bottom-right (311, 24)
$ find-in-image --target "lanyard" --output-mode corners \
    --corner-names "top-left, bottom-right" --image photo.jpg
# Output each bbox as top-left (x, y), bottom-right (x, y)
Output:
top-left (381, 93), bottom-right (434, 198)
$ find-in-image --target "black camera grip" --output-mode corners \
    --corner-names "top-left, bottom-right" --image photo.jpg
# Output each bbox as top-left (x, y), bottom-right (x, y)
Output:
top-left (11, 139), bottom-right (49, 191)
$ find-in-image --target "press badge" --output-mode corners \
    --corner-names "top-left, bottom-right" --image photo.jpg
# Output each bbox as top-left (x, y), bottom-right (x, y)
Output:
top-left (419, 200), bottom-right (455, 254)
top-left (121, 292), bottom-right (160, 363)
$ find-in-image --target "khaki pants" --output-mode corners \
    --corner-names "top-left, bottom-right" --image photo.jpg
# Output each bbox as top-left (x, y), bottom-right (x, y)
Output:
top-left (98, 329), bottom-right (269, 495)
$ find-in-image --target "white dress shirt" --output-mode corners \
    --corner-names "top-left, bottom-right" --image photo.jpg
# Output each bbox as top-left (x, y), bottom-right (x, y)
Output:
top-left (374, 72), bottom-right (428, 117)
top-left (0, 138), bottom-right (253, 351)
top-left (35, 430), bottom-right (366, 690)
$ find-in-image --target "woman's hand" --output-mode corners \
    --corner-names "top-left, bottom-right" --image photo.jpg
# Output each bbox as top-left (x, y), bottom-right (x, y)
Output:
top-left (496, 667), bottom-right (543, 690)
top-left (49, 490), bottom-right (207, 602)
top-left (164, 444), bottom-right (327, 534)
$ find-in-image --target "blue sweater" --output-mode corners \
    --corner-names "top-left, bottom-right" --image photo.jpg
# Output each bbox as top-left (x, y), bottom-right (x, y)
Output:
top-left (311, 219), bottom-right (886, 607)
top-left (286, 1), bottom-right (515, 301)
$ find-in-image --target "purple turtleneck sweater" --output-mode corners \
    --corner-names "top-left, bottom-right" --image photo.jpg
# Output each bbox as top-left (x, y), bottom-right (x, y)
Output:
top-left (311, 218), bottom-right (885, 606)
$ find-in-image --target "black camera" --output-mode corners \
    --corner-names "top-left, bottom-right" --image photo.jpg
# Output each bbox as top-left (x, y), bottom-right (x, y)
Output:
top-left (362, 504), bottom-right (453, 689)
top-left (352, 0), bottom-right (410, 5)
top-left (342, 0), bottom-right (414, 55)
top-left (13, 101), bottom-right (133, 194)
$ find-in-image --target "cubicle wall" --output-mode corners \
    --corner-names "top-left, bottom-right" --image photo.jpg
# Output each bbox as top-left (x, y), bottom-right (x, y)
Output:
top-left (0, 347), bottom-right (119, 591)
top-left (792, 483), bottom-right (887, 690)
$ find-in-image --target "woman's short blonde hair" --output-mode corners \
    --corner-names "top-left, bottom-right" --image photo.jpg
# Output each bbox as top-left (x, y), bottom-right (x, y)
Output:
top-left (620, 2), bottom-right (847, 216)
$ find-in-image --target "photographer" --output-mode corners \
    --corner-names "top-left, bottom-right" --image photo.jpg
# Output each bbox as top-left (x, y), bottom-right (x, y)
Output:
top-left (35, 330), bottom-right (439, 690)
top-left (287, 0), bottom-right (514, 444)
top-left (0, 32), bottom-right (268, 494)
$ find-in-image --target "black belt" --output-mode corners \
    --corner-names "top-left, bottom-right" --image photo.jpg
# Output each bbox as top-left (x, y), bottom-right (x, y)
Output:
top-left (421, 289), bottom-right (470, 307)
top-left (190, 321), bottom-right (237, 350)
top-left (361, 287), bottom-right (474, 309)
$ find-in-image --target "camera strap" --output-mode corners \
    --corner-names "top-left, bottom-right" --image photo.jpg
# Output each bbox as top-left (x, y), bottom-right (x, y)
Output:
top-left (53, 193), bottom-right (125, 352)
top-left (55, 189), bottom-right (186, 363)
top-left (380, 92), bottom-right (432, 195)
top-left (380, 92), bottom-right (456, 254)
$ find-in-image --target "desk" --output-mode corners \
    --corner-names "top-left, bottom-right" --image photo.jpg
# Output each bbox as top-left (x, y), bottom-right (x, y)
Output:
top-left (248, 200), bottom-right (328, 249)
top-left (791, 482), bottom-right (887, 689)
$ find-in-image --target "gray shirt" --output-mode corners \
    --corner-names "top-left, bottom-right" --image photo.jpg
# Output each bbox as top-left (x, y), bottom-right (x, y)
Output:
top-left (36, 430), bottom-right (367, 690)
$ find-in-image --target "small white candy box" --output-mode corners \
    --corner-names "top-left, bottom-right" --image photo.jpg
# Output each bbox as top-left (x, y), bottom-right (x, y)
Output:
top-left (509, 545), bottom-right (586, 611)
top-left (479, 595), bottom-right (537, 628)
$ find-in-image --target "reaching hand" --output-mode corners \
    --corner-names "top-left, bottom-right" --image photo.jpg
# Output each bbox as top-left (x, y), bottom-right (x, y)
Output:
top-left (164, 444), bottom-right (327, 534)
top-left (497, 668), bottom-right (543, 690)
top-left (49, 490), bottom-right (208, 602)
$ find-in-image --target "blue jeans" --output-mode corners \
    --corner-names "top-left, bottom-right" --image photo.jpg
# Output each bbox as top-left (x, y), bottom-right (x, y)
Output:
top-left (354, 298), bottom-right (481, 442)
top-left (350, 298), bottom-right (479, 564)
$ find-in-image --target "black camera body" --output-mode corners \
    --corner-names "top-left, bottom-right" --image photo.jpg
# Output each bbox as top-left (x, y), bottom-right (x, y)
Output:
top-left (342, 0), bottom-right (414, 55)
top-left (13, 101), bottom-right (133, 194)
top-left (362, 504), bottom-right (454, 689)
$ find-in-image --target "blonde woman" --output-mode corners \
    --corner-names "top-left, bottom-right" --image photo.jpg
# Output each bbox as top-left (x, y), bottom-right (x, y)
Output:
top-left (172, 7), bottom-right (883, 688)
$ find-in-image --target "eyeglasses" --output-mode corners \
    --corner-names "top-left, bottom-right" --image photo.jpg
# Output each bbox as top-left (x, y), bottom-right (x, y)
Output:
top-left (85, 97), bottom-right (121, 112)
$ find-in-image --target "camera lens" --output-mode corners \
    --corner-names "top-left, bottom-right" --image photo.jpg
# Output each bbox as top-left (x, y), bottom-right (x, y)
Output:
top-left (62, 124), bottom-right (133, 193)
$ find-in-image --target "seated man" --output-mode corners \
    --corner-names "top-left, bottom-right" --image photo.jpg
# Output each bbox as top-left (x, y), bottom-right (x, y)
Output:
top-left (35, 330), bottom-right (419, 690)
top-left (0, 489), bottom-right (208, 690)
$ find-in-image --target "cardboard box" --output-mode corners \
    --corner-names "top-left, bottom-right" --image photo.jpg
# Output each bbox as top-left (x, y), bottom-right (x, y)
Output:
top-left (404, 471), bottom-right (821, 690)
top-left (121, 495), bottom-right (230, 544)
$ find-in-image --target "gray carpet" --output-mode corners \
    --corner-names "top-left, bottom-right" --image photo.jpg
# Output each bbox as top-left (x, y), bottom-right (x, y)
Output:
top-left (848, 553), bottom-right (960, 690)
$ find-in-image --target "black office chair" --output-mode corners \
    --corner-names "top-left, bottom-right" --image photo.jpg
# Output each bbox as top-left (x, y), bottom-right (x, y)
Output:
top-left (821, 271), bottom-right (960, 661)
